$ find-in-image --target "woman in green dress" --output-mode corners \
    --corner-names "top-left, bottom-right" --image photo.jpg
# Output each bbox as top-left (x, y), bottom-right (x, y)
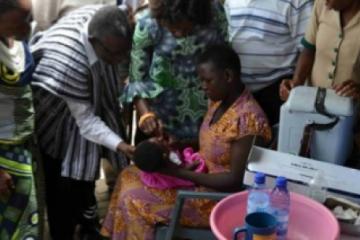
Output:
top-left (0, 0), bottom-right (40, 239)
top-left (124, 0), bottom-right (228, 143)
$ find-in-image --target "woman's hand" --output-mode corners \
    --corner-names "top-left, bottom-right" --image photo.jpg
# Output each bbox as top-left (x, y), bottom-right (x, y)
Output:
top-left (333, 80), bottom-right (360, 100)
top-left (117, 142), bottom-right (135, 159)
top-left (0, 169), bottom-right (14, 196)
top-left (139, 113), bottom-right (163, 136)
top-left (279, 79), bottom-right (302, 101)
top-left (135, 98), bottom-right (164, 136)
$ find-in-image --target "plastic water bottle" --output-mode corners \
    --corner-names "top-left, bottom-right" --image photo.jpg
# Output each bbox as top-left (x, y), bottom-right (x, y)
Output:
top-left (247, 172), bottom-right (270, 214)
top-left (307, 170), bottom-right (327, 203)
top-left (270, 177), bottom-right (290, 240)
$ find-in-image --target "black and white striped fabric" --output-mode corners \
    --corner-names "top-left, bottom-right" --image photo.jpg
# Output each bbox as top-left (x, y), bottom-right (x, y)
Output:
top-left (31, 5), bottom-right (128, 181)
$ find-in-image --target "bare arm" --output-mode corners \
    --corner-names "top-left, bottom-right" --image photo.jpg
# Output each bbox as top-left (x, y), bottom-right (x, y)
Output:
top-left (134, 97), bottom-right (151, 116)
top-left (293, 48), bottom-right (316, 85)
top-left (159, 135), bottom-right (255, 192)
top-left (280, 48), bottom-right (315, 100)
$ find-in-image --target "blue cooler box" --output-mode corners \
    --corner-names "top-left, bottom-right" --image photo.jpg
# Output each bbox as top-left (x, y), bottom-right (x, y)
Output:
top-left (278, 86), bottom-right (355, 165)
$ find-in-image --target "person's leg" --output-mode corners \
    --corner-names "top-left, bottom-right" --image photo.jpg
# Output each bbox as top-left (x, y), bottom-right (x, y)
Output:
top-left (77, 180), bottom-right (101, 240)
top-left (42, 153), bottom-right (77, 240)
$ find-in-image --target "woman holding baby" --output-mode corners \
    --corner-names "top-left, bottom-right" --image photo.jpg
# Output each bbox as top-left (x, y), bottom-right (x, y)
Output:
top-left (101, 45), bottom-right (271, 240)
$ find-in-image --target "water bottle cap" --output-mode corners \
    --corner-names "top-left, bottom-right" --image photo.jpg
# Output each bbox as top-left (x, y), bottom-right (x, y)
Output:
top-left (276, 176), bottom-right (287, 188)
top-left (254, 172), bottom-right (266, 184)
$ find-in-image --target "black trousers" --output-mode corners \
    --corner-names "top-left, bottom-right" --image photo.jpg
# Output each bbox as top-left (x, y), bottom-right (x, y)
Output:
top-left (253, 78), bottom-right (289, 126)
top-left (43, 152), bottom-right (97, 240)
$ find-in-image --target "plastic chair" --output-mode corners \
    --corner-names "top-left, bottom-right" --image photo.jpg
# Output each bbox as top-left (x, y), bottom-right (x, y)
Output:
top-left (155, 190), bottom-right (230, 240)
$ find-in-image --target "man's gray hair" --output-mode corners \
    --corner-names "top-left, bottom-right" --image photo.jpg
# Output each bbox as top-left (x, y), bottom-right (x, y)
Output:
top-left (88, 6), bottom-right (132, 41)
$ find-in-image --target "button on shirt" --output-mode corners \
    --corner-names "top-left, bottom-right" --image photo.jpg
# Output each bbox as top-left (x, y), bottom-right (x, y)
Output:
top-left (302, 0), bottom-right (360, 88)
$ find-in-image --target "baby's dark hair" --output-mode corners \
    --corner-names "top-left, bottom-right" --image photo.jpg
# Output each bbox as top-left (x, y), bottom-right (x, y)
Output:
top-left (197, 44), bottom-right (242, 78)
top-left (133, 140), bottom-right (165, 172)
top-left (160, 0), bottom-right (212, 26)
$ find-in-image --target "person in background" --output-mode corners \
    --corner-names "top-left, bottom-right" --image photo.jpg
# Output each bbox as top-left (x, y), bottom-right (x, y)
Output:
top-left (124, 0), bottom-right (228, 145)
top-left (224, 0), bottom-right (313, 126)
top-left (280, 0), bottom-right (360, 99)
top-left (31, 6), bottom-right (134, 240)
top-left (101, 45), bottom-right (271, 240)
top-left (280, 0), bottom-right (360, 163)
top-left (31, 0), bottom-right (117, 32)
top-left (122, 0), bottom-right (146, 12)
top-left (0, 0), bottom-right (40, 239)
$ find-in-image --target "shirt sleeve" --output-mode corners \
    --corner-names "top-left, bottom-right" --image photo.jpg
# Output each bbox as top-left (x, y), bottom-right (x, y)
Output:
top-left (66, 99), bottom-right (123, 152)
top-left (130, 17), bottom-right (155, 84)
top-left (122, 14), bottom-right (164, 102)
top-left (302, 0), bottom-right (323, 50)
top-left (288, 0), bottom-right (313, 50)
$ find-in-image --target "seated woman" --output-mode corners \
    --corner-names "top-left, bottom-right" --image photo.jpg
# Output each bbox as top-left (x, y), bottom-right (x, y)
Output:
top-left (101, 45), bottom-right (271, 240)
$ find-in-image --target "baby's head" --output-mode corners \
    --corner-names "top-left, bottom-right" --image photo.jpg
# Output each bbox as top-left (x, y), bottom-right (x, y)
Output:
top-left (133, 139), bottom-right (169, 172)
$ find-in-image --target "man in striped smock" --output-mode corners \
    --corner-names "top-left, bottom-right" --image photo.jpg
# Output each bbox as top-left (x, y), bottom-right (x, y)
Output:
top-left (30, 5), bottom-right (134, 240)
top-left (224, 0), bottom-right (313, 125)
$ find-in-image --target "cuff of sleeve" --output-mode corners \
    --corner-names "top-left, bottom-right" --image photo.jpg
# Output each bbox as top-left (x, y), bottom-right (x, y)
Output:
top-left (104, 133), bottom-right (123, 152)
top-left (301, 37), bottom-right (316, 51)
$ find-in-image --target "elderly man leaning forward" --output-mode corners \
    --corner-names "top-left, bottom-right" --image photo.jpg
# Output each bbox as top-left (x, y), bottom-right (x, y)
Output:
top-left (30, 5), bottom-right (134, 240)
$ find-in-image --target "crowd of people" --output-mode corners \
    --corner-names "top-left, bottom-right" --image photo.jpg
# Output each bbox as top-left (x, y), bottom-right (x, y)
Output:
top-left (0, 0), bottom-right (359, 240)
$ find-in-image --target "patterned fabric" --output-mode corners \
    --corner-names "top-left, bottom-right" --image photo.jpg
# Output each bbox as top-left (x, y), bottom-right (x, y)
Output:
top-left (0, 41), bottom-right (39, 239)
top-left (0, 144), bottom-right (39, 240)
top-left (31, 6), bottom-right (128, 181)
top-left (123, 2), bottom-right (228, 140)
top-left (0, 42), bottom-right (34, 144)
top-left (101, 89), bottom-right (271, 240)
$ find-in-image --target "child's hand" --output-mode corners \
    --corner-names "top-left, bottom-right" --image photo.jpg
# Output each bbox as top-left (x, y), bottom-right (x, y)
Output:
top-left (184, 160), bottom-right (200, 171)
top-left (155, 132), bottom-right (178, 149)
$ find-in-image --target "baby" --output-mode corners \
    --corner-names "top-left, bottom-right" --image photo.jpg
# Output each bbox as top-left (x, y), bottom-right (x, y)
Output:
top-left (133, 138), bottom-right (207, 189)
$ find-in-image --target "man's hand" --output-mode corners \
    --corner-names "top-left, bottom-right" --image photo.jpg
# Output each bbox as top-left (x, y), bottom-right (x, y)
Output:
top-left (117, 142), bottom-right (135, 159)
top-left (279, 79), bottom-right (301, 101)
top-left (333, 80), bottom-right (360, 100)
top-left (0, 169), bottom-right (14, 196)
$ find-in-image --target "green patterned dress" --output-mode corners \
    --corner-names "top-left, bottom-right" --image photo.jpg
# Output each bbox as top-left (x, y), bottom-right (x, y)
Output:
top-left (0, 41), bottom-right (39, 240)
top-left (124, 2), bottom-right (228, 140)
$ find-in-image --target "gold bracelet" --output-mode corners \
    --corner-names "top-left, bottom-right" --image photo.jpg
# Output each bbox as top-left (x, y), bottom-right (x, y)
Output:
top-left (139, 112), bottom-right (156, 127)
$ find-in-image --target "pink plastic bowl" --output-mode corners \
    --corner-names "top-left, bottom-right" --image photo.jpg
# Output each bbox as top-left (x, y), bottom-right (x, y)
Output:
top-left (210, 191), bottom-right (340, 240)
